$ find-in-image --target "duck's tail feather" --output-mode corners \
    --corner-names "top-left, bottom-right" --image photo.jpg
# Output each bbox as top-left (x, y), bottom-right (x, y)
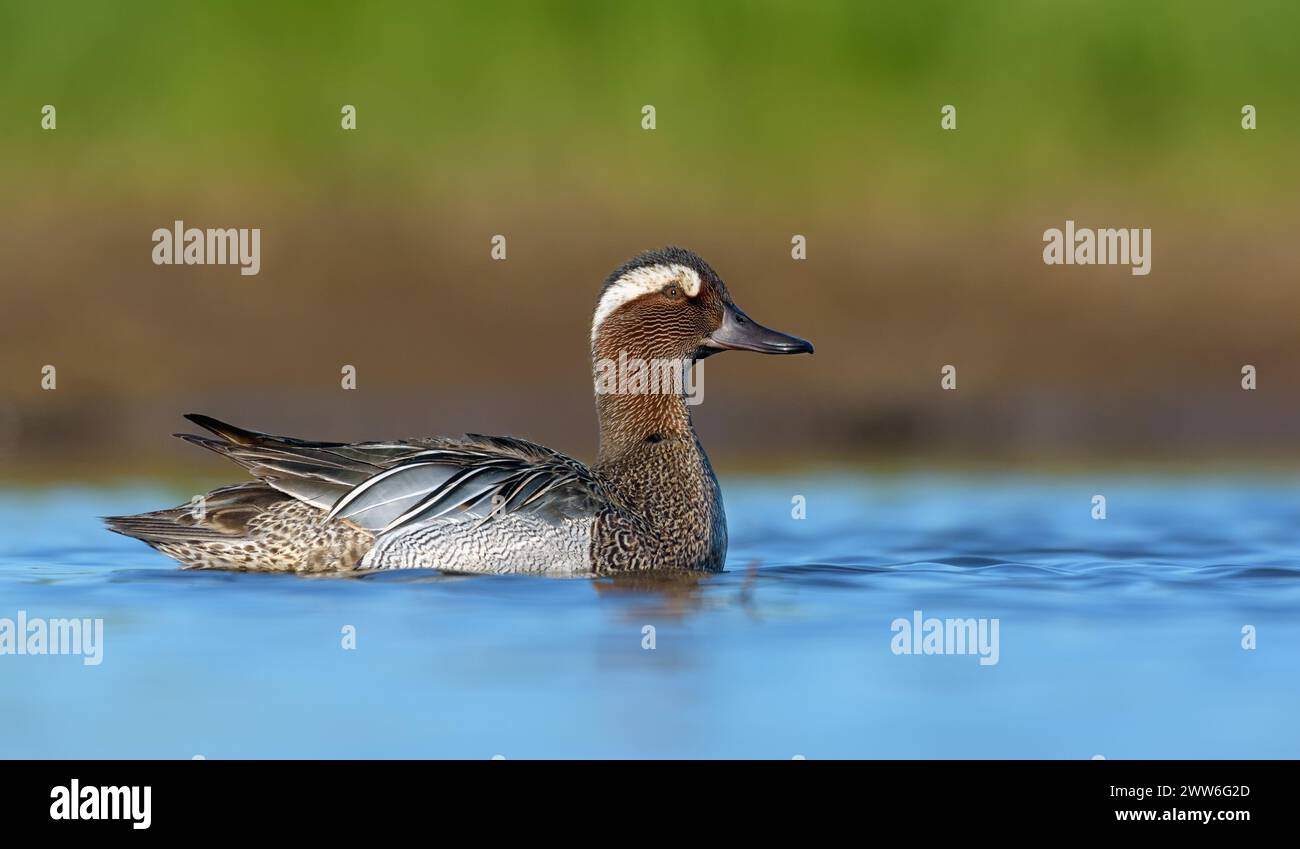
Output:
top-left (174, 414), bottom-right (395, 510)
top-left (105, 482), bottom-right (283, 538)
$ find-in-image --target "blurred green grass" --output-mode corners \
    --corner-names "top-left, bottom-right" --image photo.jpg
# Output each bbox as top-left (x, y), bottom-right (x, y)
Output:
top-left (2, 0), bottom-right (1296, 203)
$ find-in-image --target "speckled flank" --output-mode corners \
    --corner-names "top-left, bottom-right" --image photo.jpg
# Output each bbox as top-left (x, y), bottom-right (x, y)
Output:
top-left (154, 499), bottom-right (373, 573)
top-left (362, 512), bottom-right (593, 574)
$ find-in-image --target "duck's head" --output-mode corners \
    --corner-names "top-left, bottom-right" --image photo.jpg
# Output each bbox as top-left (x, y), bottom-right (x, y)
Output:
top-left (590, 246), bottom-right (814, 362)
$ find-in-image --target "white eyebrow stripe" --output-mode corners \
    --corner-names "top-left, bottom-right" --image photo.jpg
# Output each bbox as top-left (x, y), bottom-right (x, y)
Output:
top-left (590, 264), bottom-right (701, 342)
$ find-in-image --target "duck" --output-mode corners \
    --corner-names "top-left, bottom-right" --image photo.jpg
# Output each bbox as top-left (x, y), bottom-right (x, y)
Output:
top-left (106, 247), bottom-right (813, 574)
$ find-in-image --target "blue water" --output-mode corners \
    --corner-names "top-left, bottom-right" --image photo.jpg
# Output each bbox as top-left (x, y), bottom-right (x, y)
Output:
top-left (1, 474), bottom-right (1297, 759)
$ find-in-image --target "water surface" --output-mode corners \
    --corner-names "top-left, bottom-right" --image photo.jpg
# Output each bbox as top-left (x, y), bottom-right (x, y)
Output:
top-left (1, 474), bottom-right (1297, 758)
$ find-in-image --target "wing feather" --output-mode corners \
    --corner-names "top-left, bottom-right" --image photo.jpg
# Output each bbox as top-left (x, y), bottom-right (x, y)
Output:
top-left (174, 414), bottom-right (606, 536)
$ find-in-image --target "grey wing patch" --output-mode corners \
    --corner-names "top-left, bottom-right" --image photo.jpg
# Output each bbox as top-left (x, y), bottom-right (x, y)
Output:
top-left (336, 435), bottom-right (605, 573)
top-left (331, 438), bottom-right (601, 531)
top-left (324, 455), bottom-right (507, 531)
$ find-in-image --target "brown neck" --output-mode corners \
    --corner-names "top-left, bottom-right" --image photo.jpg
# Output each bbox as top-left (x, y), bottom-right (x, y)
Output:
top-left (591, 338), bottom-right (697, 464)
top-left (594, 389), bottom-right (694, 463)
top-left (588, 332), bottom-right (727, 572)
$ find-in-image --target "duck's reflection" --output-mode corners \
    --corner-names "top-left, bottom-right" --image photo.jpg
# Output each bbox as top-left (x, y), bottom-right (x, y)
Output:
top-left (589, 561), bottom-right (761, 619)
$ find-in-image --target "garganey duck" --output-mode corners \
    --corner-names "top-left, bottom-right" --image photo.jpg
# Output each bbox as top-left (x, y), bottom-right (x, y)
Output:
top-left (106, 247), bottom-right (813, 574)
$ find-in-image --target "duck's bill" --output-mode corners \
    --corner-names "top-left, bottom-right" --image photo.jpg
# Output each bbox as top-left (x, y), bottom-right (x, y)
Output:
top-left (703, 303), bottom-right (814, 356)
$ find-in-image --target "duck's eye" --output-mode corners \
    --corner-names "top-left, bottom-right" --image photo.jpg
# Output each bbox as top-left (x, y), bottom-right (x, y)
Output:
top-left (664, 284), bottom-right (681, 298)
